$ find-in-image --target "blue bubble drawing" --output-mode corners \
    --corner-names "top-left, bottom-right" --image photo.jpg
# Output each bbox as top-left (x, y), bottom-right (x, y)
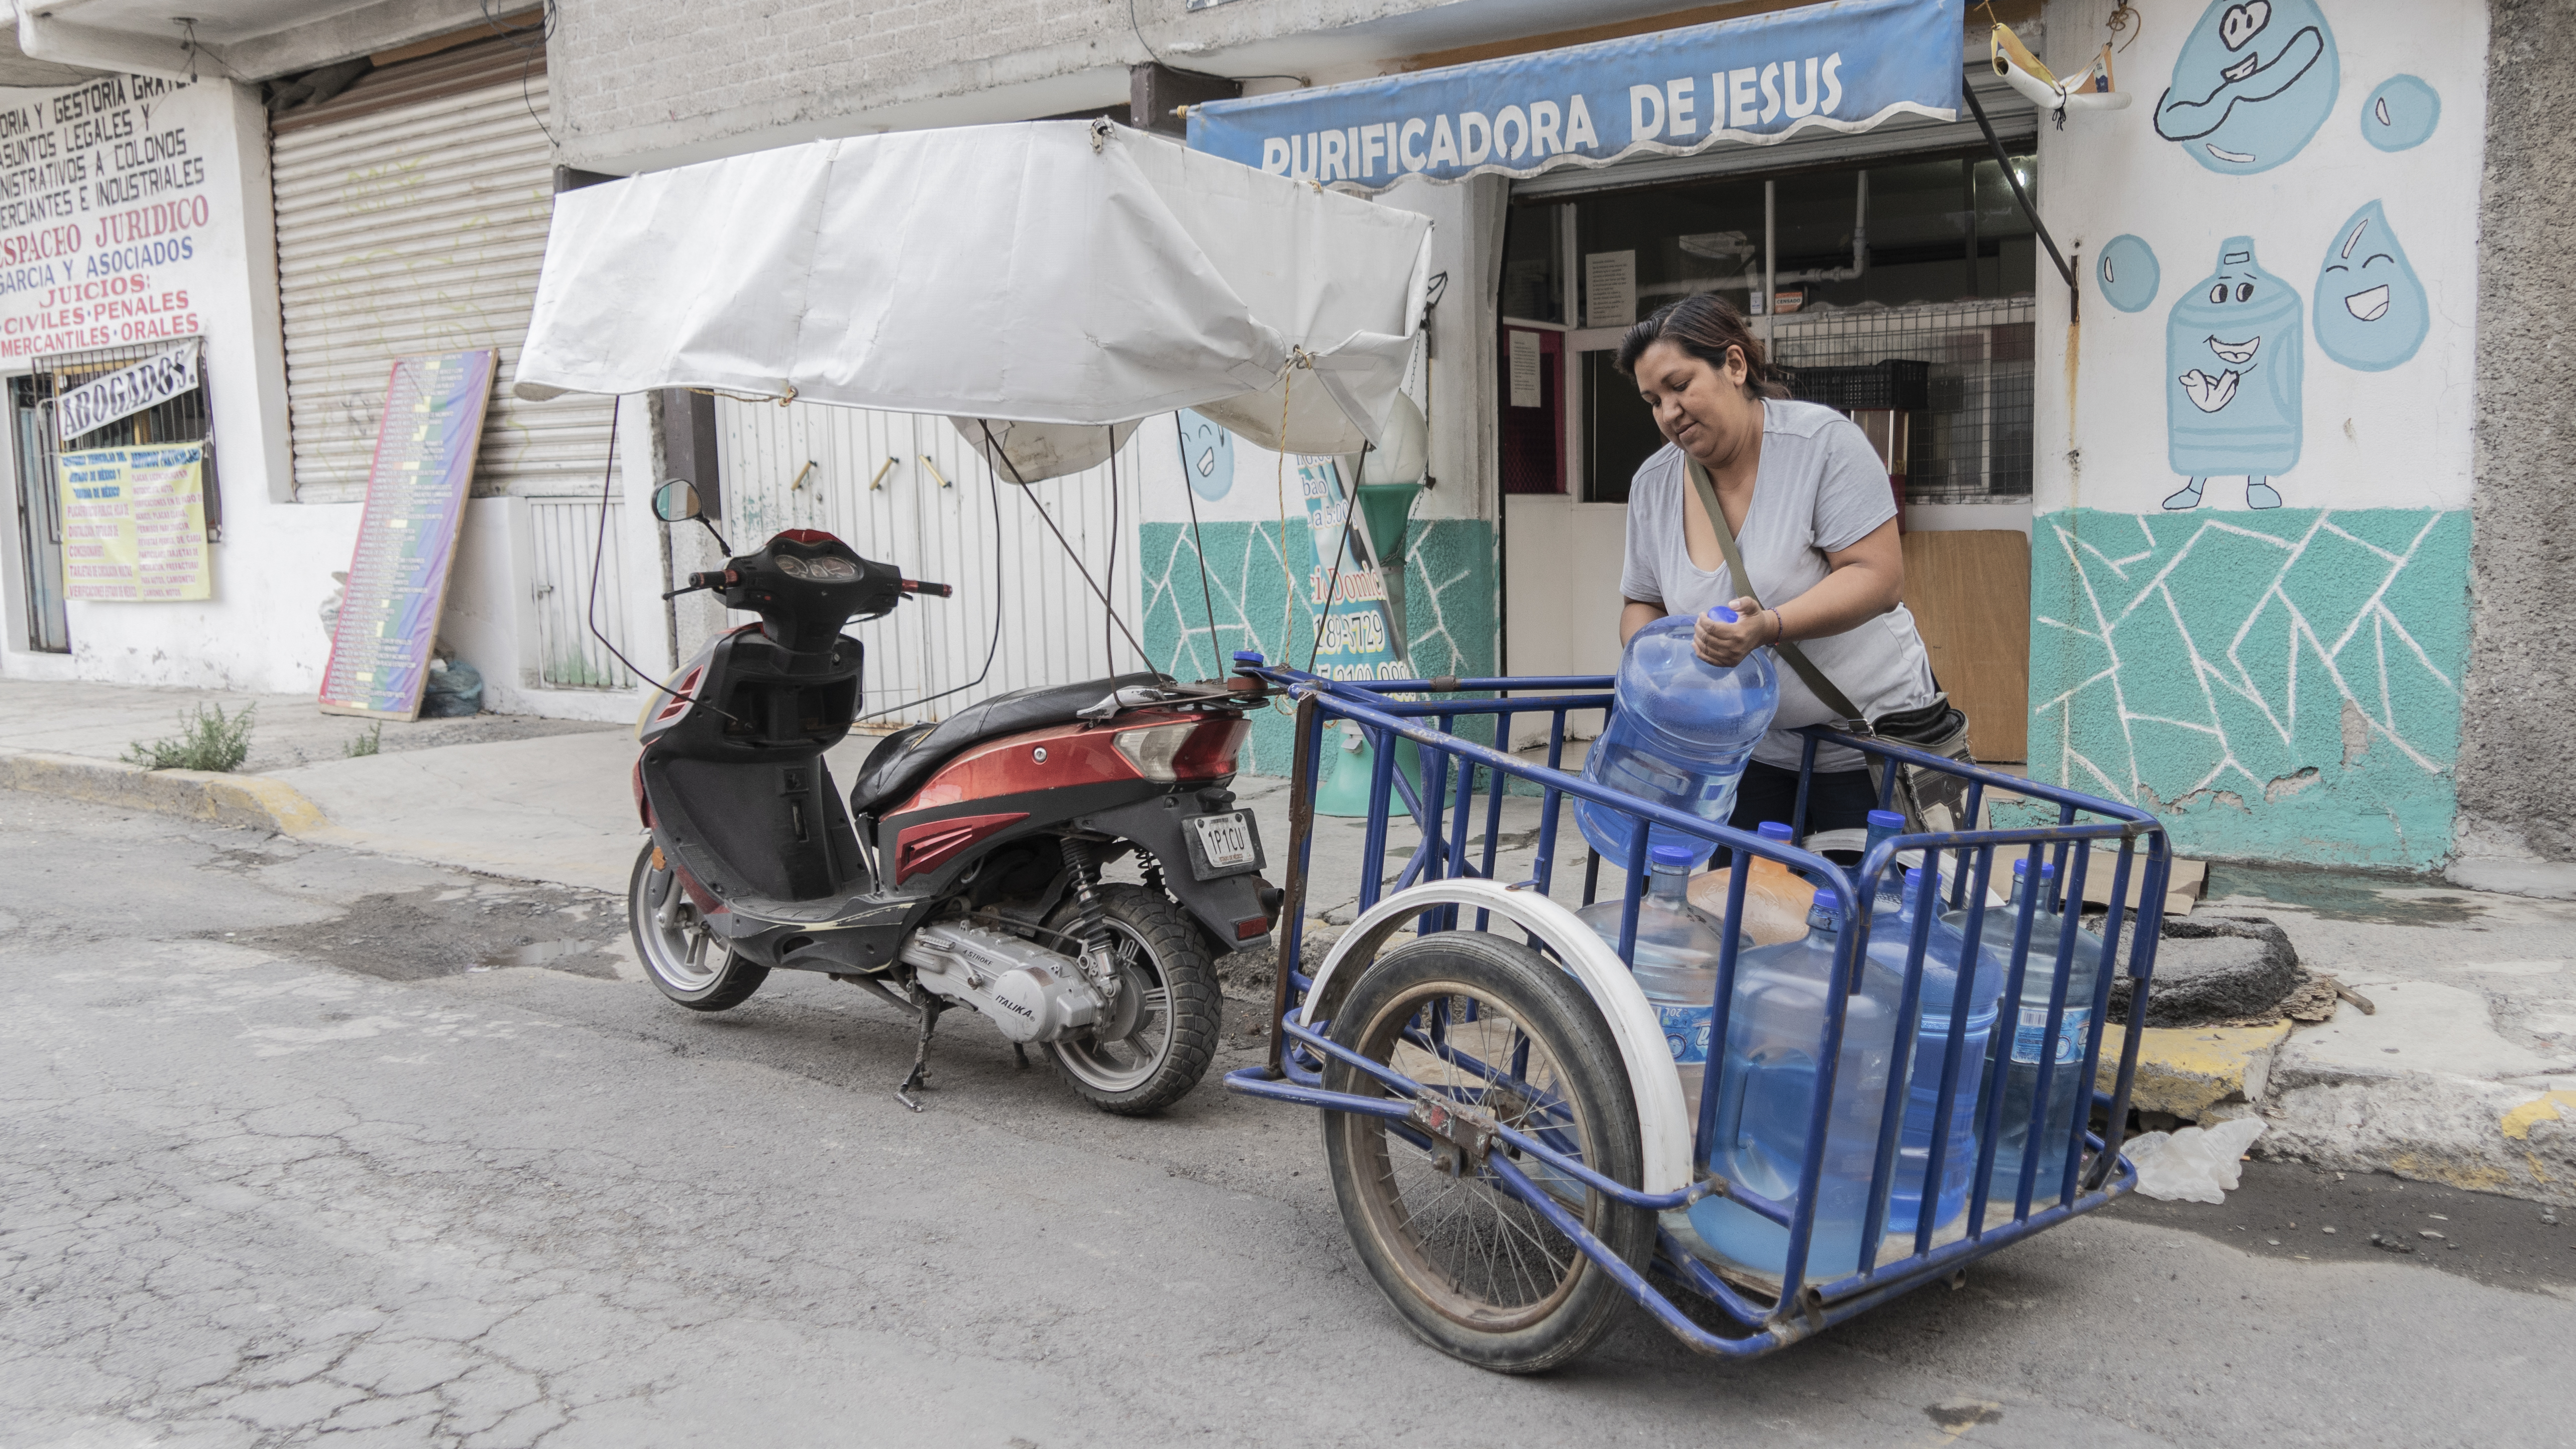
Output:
top-left (1179, 409), bottom-right (1235, 501)
top-left (2165, 236), bottom-right (2302, 511)
top-left (2314, 201), bottom-right (2429, 372)
top-left (2097, 234), bottom-right (2162, 314)
top-left (2361, 75), bottom-right (2440, 152)
top-left (2154, 0), bottom-right (2340, 176)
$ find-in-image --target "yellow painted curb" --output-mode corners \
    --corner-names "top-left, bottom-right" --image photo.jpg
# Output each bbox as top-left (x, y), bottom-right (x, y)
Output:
top-left (2502, 1090), bottom-right (2576, 1142)
top-left (2097, 1022), bottom-right (2292, 1118)
top-left (0, 748), bottom-right (331, 836)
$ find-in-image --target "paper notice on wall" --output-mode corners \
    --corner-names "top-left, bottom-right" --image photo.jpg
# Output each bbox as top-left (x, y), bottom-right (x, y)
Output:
top-left (56, 444), bottom-right (210, 601)
top-left (1584, 250), bottom-right (1637, 329)
top-left (1508, 329), bottom-right (1542, 408)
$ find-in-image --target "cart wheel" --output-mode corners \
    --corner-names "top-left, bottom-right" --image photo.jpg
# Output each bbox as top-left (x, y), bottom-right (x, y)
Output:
top-left (1320, 930), bottom-right (1652, 1373)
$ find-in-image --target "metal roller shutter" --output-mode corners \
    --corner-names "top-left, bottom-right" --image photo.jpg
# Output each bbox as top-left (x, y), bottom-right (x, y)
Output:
top-left (272, 36), bottom-right (612, 502)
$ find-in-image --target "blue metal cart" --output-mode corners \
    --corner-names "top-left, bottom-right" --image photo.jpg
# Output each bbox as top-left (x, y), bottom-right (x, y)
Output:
top-left (1223, 661), bottom-right (2169, 1372)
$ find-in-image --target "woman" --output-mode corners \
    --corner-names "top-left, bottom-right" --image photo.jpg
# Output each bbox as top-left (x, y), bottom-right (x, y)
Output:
top-left (1614, 293), bottom-right (1938, 846)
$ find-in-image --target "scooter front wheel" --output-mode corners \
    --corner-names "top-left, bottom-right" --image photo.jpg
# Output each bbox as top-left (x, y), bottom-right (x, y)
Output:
top-left (1044, 883), bottom-right (1220, 1116)
top-left (628, 843), bottom-right (769, 1011)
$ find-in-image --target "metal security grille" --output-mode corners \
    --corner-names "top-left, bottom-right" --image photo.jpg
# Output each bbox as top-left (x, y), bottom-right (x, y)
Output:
top-left (714, 400), bottom-right (1148, 728)
top-left (526, 497), bottom-right (634, 689)
top-left (30, 338), bottom-right (221, 530)
top-left (271, 37), bottom-right (613, 502)
top-left (1771, 297), bottom-right (2036, 503)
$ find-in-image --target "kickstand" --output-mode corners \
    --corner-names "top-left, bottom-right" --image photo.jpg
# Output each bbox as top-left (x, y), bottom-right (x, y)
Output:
top-left (896, 997), bottom-right (945, 1112)
top-left (1012, 1043), bottom-right (1031, 1070)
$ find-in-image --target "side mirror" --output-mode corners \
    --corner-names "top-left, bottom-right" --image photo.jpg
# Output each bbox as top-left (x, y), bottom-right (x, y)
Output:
top-left (651, 478), bottom-right (702, 522)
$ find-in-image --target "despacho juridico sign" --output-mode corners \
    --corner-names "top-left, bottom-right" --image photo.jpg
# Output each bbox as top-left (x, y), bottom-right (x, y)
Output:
top-left (56, 340), bottom-right (196, 444)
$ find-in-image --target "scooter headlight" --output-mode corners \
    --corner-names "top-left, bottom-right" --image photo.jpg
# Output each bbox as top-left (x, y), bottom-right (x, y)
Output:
top-left (1112, 715), bottom-right (1248, 782)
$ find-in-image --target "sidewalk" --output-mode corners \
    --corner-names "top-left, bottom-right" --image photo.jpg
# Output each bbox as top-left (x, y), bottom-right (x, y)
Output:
top-left (4, 676), bottom-right (2570, 1202)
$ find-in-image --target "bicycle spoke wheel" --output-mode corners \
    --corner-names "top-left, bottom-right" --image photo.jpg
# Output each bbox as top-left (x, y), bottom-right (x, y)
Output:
top-left (1321, 931), bottom-right (1650, 1373)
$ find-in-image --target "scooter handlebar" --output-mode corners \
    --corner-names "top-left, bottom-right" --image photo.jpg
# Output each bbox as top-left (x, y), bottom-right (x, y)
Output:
top-left (902, 578), bottom-right (954, 598)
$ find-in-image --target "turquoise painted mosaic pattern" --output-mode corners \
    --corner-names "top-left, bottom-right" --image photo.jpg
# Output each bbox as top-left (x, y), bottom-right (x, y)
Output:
top-left (1139, 519), bottom-right (1496, 776)
top-left (2028, 508), bottom-right (2469, 869)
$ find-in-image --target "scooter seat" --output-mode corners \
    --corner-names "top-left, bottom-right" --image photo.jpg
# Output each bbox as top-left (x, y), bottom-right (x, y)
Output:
top-left (849, 670), bottom-right (1172, 817)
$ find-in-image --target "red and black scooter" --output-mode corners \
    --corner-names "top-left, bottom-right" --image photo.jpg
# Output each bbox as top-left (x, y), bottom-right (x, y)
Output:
top-left (627, 484), bottom-right (1279, 1115)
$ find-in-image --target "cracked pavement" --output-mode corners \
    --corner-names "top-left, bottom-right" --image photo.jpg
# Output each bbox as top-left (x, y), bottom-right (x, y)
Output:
top-left (3, 791), bottom-right (2571, 1447)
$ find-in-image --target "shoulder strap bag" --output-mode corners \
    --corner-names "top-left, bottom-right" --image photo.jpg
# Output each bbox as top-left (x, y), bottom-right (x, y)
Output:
top-left (1686, 457), bottom-right (1978, 834)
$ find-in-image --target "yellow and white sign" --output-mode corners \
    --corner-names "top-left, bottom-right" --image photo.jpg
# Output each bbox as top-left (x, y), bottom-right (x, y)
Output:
top-left (58, 443), bottom-right (210, 601)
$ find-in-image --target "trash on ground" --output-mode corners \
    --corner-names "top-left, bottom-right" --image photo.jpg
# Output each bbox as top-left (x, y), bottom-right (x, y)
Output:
top-left (2124, 1118), bottom-right (2266, 1202)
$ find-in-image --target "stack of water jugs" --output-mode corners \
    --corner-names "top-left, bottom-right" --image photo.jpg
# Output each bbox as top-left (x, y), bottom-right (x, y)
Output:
top-left (1573, 607), bottom-right (2105, 1283)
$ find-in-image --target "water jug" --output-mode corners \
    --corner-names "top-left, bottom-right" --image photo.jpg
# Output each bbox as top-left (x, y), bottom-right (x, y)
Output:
top-left (1686, 888), bottom-right (1899, 1282)
top-left (1854, 813), bottom-right (2008, 1237)
top-left (1688, 820), bottom-right (1817, 946)
top-left (1577, 843), bottom-right (1746, 1123)
top-left (1945, 861), bottom-right (2107, 1199)
top-left (1576, 608), bottom-right (1778, 871)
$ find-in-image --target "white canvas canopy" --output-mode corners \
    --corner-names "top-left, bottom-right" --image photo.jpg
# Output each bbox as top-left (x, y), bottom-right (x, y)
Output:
top-left (511, 120), bottom-right (1435, 478)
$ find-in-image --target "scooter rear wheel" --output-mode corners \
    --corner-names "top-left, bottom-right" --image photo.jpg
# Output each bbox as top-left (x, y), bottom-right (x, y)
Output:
top-left (1043, 883), bottom-right (1220, 1116)
top-left (629, 843), bottom-right (769, 1011)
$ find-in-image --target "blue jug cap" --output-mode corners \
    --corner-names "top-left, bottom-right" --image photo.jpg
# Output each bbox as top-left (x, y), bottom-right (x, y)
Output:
top-left (1867, 808), bottom-right (1906, 830)
top-left (1704, 605), bottom-right (1740, 625)
top-left (2040, 862), bottom-right (2060, 881)
top-left (2012, 859), bottom-right (2030, 876)
top-left (1649, 844), bottom-right (1696, 868)
top-left (1811, 887), bottom-right (1838, 911)
top-left (1230, 650), bottom-right (1265, 666)
top-left (1757, 820), bottom-right (1794, 841)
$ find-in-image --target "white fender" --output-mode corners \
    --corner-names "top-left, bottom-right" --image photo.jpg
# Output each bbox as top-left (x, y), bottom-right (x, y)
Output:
top-left (1300, 879), bottom-right (1695, 1195)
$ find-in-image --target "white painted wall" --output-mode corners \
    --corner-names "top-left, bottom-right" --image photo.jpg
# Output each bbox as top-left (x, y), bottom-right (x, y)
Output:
top-left (0, 75), bottom-right (670, 724)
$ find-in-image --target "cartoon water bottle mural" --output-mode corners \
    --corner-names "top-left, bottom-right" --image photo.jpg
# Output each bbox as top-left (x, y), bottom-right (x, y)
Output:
top-left (2165, 237), bottom-right (2301, 512)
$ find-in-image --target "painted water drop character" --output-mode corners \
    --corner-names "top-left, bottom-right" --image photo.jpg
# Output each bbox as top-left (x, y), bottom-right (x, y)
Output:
top-left (2154, 0), bottom-right (2339, 176)
top-left (2165, 237), bottom-right (2301, 511)
top-left (1179, 409), bottom-right (1235, 501)
top-left (2313, 201), bottom-right (2429, 372)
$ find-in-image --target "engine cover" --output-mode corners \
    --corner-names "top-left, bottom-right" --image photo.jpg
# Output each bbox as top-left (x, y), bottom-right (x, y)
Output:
top-left (900, 920), bottom-right (1103, 1044)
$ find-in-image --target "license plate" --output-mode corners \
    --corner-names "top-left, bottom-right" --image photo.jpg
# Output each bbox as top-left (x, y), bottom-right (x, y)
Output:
top-left (1188, 811), bottom-right (1258, 875)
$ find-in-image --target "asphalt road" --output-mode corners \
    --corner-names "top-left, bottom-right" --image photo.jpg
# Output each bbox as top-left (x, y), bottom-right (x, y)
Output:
top-left (4, 792), bottom-right (2571, 1448)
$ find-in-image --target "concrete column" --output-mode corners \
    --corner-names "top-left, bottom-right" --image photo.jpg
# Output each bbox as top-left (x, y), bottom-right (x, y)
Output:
top-left (2455, 0), bottom-right (2576, 881)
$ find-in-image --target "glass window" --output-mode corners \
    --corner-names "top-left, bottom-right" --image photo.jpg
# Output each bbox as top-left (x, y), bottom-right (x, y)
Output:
top-left (1499, 204), bottom-right (1562, 324)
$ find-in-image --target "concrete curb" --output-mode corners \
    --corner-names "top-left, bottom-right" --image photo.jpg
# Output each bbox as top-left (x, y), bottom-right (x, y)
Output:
top-left (0, 748), bottom-right (330, 835)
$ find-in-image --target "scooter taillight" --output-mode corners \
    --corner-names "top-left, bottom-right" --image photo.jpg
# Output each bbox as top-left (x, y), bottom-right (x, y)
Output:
top-left (1111, 715), bottom-right (1248, 782)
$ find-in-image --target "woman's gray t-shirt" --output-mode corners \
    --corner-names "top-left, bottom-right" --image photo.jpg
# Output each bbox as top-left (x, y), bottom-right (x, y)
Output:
top-left (1618, 399), bottom-right (1937, 772)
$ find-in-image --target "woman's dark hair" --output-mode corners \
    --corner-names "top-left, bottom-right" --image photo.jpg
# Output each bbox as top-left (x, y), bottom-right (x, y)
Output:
top-left (1614, 293), bottom-right (1793, 399)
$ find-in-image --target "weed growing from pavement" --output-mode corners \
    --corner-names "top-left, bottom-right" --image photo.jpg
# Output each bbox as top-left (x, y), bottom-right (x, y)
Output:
top-left (345, 722), bottom-right (383, 758)
top-left (124, 703), bottom-right (256, 773)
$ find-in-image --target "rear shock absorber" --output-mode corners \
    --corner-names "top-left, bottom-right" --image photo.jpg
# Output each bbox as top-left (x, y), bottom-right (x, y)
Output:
top-left (1059, 836), bottom-right (1113, 955)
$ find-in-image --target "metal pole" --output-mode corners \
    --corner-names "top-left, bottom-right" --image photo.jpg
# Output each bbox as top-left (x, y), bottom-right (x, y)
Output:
top-left (1761, 179), bottom-right (1776, 345)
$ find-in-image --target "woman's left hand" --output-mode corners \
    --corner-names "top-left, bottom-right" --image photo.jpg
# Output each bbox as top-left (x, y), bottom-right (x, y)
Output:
top-left (1693, 596), bottom-right (1770, 667)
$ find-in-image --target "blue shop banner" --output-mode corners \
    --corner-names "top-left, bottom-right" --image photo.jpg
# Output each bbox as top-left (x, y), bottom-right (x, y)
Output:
top-left (1187, 0), bottom-right (1962, 193)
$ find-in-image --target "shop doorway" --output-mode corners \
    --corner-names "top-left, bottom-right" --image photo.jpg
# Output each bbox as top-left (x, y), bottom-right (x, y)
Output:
top-left (1499, 148), bottom-right (2040, 759)
top-left (9, 377), bottom-right (68, 653)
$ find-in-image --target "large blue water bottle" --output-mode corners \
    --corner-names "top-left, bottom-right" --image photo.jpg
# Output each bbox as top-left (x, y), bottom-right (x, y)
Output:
top-left (1577, 608), bottom-right (1778, 871)
top-left (1576, 843), bottom-right (1747, 1123)
top-left (1687, 888), bottom-right (1899, 1282)
top-left (1944, 862), bottom-right (2106, 1199)
top-left (1854, 813), bottom-right (2008, 1237)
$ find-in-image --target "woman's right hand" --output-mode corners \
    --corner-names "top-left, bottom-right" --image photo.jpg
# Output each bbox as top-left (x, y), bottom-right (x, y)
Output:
top-left (1693, 597), bottom-right (1770, 668)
